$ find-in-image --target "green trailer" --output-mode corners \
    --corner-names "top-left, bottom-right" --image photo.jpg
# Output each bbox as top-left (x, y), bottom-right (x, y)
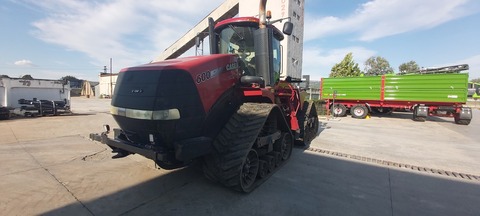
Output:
top-left (320, 73), bottom-right (473, 125)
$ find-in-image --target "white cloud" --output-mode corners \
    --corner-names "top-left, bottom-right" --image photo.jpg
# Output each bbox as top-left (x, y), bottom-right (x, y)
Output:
top-left (14, 59), bottom-right (34, 66)
top-left (22, 0), bottom-right (223, 72)
top-left (305, 0), bottom-right (474, 41)
top-left (302, 46), bottom-right (377, 80)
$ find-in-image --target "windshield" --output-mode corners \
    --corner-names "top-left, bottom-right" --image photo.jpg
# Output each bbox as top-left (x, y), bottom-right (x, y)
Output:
top-left (218, 26), bottom-right (256, 76)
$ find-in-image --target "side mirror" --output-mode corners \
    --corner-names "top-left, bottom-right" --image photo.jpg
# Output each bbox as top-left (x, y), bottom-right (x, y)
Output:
top-left (283, 21), bottom-right (293, 35)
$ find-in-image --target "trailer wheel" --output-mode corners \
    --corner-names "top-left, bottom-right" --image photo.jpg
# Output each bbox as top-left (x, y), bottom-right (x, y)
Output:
top-left (412, 106), bottom-right (426, 122)
top-left (412, 115), bottom-right (426, 122)
top-left (332, 104), bottom-right (347, 117)
top-left (454, 115), bottom-right (471, 125)
top-left (350, 105), bottom-right (368, 119)
top-left (455, 119), bottom-right (471, 125)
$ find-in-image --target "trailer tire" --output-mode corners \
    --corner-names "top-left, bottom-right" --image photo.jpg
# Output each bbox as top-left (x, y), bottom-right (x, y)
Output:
top-left (412, 115), bottom-right (426, 122)
top-left (412, 106), bottom-right (426, 122)
top-left (454, 114), bottom-right (471, 125)
top-left (455, 119), bottom-right (471, 125)
top-left (332, 104), bottom-right (347, 117)
top-left (350, 105), bottom-right (368, 119)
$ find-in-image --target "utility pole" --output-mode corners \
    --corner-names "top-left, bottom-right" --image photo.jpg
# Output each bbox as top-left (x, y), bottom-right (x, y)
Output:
top-left (110, 58), bottom-right (113, 97)
top-left (303, 75), bottom-right (311, 100)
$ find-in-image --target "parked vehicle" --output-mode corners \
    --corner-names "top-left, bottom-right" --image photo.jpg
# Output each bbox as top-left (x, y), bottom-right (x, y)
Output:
top-left (0, 106), bottom-right (9, 120)
top-left (0, 77), bottom-right (71, 117)
top-left (14, 98), bottom-right (70, 117)
top-left (468, 81), bottom-right (480, 98)
top-left (321, 69), bottom-right (472, 125)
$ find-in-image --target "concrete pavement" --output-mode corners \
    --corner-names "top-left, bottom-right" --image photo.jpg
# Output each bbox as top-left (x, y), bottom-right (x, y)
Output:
top-left (0, 97), bottom-right (479, 216)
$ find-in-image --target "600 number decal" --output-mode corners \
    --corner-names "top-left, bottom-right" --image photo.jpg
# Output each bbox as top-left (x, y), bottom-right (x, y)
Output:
top-left (196, 68), bottom-right (222, 84)
top-left (196, 71), bottom-right (211, 84)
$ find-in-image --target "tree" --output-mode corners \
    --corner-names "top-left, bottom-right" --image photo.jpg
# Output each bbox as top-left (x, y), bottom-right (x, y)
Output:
top-left (21, 74), bottom-right (34, 80)
top-left (364, 56), bottom-right (393, 76)
top-left (470, 78), bottom-right (480, 83)
top-left (60, 75), bottom-right (83, 88)
top-left (399, 61), bottom-right (420, 74)
top-left (61, 75), bottom-right (80, 82)
top-left (329, 53), bottom-right (362, 78)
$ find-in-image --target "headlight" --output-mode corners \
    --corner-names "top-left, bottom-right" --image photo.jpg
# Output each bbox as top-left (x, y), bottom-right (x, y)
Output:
top-left (110, 106), bottom-right (180, 120)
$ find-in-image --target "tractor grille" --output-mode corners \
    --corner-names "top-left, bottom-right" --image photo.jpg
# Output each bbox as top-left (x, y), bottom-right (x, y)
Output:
top-left (112, 69), bottom-right (204, 146)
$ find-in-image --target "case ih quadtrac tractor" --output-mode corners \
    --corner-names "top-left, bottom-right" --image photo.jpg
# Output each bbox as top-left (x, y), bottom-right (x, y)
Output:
top-left (90, 0), bottom-right (319, 192)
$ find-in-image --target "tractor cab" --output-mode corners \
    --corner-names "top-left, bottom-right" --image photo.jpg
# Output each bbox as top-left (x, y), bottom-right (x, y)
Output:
top-left (210, 16), bottom-right (292, 87)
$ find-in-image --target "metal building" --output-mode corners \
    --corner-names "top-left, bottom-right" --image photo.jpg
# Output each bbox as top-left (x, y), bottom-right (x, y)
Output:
top-left (239, 0), bottom-right (304, 79)
top-left (153, 0), bottom-right (305, 79)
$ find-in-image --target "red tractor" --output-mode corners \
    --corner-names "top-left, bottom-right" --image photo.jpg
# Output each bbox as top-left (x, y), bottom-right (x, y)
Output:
top-left (90, 0), bottom-right (319, 192)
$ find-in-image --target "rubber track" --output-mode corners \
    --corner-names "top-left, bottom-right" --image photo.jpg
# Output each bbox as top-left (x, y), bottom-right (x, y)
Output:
top-left (205, 103), bottom-right (284, 192)
top-left (306, 147), bottom-right (480, 182)
top-left (303, 102), bottom-right (319, 144)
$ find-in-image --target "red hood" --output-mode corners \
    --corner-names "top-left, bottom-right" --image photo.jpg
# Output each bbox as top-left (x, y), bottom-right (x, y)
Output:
top-left (121, 54), bottom-right (236, 72)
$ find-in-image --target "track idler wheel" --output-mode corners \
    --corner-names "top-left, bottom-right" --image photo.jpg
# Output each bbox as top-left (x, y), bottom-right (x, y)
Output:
top-left (239, 149), bottom-right (260, 191)
top-left (274, 132), bottom-right (293, 161)
top-left (263, 155), bottom-right (275, 173)
top-left (257, 160), bottom-right (268, 179)
top-left (272, 152), bottom-right (281, 167)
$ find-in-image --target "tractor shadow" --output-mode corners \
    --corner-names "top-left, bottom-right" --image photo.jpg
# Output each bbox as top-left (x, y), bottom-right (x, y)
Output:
top-left (40, 148), bottom-right (480, 216)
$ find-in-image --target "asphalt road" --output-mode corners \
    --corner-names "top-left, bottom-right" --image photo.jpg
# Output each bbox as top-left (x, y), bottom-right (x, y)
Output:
top-left (0, 97), bottom-right (479, 216)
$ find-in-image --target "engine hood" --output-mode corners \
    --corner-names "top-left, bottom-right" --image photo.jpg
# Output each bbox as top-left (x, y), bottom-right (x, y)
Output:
top-left (123, 54), bottom-right (238, 73)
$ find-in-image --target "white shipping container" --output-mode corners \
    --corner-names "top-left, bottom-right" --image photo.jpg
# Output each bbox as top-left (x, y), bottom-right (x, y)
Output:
top-left (0, 77), bottom-right (71, 109)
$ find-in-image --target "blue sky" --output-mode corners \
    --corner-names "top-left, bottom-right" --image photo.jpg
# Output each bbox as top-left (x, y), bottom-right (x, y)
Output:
top-left (1, 0), bottom-right (480, 81)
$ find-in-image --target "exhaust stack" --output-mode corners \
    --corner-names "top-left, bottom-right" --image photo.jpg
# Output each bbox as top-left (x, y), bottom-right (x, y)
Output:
top-left (259, 0), bottom-right (267, 28)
